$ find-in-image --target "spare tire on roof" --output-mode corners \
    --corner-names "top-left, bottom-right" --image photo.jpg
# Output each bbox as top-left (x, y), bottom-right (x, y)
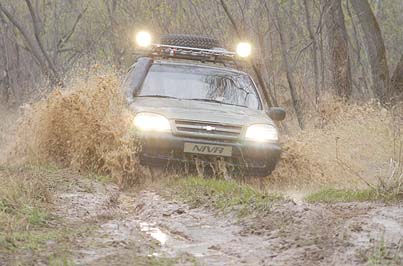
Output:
top-left (160, 34), bottom-right (221, 49)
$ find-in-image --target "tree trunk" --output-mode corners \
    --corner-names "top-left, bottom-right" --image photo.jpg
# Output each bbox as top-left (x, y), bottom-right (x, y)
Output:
top-left (0, 12), bottom-right (11, 103)
top-left (391, 54), bottom-right (403, 98)
top-left (272, 1), bottom-right (304, 129)
top-left (346, 1), bottom-right (370, 96)
top-left (351, 0), bottom-right (389, 104)
top-left (326, 0), bottom-right (352, 99)
top-left (0, 1), bottom-right (63, 87)
top-left (219, 0), bottom-right (274, 108)
top-left (303, 0), bottom-right (320, 104)
top-left (24, 0), bottom-right (63, 86)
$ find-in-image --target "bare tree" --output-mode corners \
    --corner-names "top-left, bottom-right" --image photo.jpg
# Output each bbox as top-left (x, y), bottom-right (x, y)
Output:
top-left (326, 0), bottom-right (352, 99)
top-left (218, 0), bottom-right (274, 107)
top-left (0, 12), bottom-right (11, 103)
top-left (351, 0), bottom-right (389, 104)
top-left (1, 0), bottom-right (402, 126)
top-left (271, 1), bottom-right (305, 129)
top-left (303, 0), bottom-right (320, 104)
top-left (391, 54), bottom-right (403, 98)
top-left (346, 1), bottom-right (370, 96)
top-left (24, 0), bottom-right (62, 85)
top-left (0, 1), bottom-right (63, 86)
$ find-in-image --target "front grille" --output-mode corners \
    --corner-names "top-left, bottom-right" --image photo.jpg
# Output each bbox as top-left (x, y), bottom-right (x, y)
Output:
top-left (174, 120), bottom-right (242, 140)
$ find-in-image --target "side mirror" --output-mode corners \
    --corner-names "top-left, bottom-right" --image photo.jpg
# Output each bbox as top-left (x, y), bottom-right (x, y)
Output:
top-left (267, 107), bottom-right (286, 121)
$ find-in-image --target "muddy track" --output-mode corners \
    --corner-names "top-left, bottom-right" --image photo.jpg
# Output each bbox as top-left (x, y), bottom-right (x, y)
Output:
top-left (51, 178), bottom-right (402, 266)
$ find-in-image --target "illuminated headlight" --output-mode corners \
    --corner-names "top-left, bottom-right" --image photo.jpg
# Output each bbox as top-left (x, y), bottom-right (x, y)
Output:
top-left (133, 113), bottom-right (171, 132)
top-left (135, 31), bottom-right (152, 47)
top-left (245, 124), bottom-right (278, 142)
top-left (236, 42), bottom-right (252, 58)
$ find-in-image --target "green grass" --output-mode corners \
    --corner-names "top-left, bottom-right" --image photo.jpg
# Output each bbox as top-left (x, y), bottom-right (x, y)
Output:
top-left (1, 230), bottom-right (59, 251)
top-left (23, 206), bottom-right (51, 226)
top-left (0, 165), bottom-right (73, 261)
top-left (129, 252), bottom-right (199, 266)
top-left (168, 177), bottom-right (283, 217)
top-left (48, 256), bottom-right (74, 266)
top-left (0, 165), bottom-right (54, 228)
top-left (87, 173), bottom-right (113, 184)
top-left (305, 188), bottom-right (378, 203)
top-left (364, 238), bottom-right (402, 266)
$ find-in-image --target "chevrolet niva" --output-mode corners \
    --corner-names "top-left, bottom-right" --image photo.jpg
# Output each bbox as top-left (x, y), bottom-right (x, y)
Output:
top-left (122, 33), bottom-right (285, 178)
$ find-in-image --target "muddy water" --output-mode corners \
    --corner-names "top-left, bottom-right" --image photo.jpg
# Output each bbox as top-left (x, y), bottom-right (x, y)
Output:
top-left (135, 191), bottom-right (271, 265)
top-left (134, 191), bottom-right (402, 266)
top-left (52, 178), bottom-right (402, 266)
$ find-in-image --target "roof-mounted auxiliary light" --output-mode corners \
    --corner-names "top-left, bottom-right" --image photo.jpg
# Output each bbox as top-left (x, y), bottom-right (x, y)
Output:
top-left (236, 42), bottom-right (252, 58)
top-left (135, 31), bottom-right (152, 47)
top-left (134, 32), bottom-right (251, 63)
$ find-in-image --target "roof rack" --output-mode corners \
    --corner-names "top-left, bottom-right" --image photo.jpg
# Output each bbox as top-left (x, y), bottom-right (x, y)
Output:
top-left (139, 44), bottom-right (241, 64)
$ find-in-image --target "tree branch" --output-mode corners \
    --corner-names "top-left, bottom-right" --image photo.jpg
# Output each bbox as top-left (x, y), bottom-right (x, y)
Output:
top-left (218, 0), bottom-right (274, 107)
top-left (0, 2), bottom-right (45, 69)
top-left (57, 6), bottom-right (88, 51)
top-left (24, 0), bottom-right (63, 86)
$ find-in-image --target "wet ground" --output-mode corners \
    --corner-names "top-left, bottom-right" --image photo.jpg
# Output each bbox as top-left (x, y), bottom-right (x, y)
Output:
top-left (50, 177), bottom-right (402, 266)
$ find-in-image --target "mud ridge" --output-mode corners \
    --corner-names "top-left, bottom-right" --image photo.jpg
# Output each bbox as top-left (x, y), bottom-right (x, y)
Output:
top-left (49, 178), bottom-right (403, 265)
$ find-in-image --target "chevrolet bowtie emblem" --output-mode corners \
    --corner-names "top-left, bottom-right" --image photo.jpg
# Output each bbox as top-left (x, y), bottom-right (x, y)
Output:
top-left (203, 126), bottom-right (216, 131)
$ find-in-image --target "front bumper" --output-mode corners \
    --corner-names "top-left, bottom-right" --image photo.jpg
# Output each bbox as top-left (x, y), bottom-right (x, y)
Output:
top-left (137, 132), bottom-right (281, 173)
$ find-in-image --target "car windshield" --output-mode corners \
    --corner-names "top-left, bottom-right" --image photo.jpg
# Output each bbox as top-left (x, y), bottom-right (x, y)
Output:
top-left (137, 64), bottom-right (262, 109)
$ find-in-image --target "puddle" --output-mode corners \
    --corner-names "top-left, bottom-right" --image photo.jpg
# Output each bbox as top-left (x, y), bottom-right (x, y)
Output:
top-left (133, 191), bottom-right (286, 265)
top-left (139, 222), bottom-right (169, 245)
top-left (367, 207), bottom-right (403, 243)
top-left (134, 191), bottom-right (403, 266)
top-left (138, 219), bottom-right (215, 259)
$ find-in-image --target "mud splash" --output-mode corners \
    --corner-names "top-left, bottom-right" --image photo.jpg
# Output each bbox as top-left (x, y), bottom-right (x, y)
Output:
top-left (269, 100), bottom-right (402, 189)
top-left (6, 69), bottom-right (146, 187)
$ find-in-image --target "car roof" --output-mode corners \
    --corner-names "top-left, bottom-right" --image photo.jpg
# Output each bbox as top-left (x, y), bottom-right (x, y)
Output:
top-left (153, 59), bottom-right (248, 75)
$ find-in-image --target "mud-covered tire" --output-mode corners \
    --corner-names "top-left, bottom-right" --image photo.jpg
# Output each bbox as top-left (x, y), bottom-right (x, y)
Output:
top-left (160, 34), bottom-right (221, 49)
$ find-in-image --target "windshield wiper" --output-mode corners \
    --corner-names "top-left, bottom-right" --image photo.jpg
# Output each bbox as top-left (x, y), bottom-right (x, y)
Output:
top-left (135, 95), bottom-right (179, 99)
top-left (187, 98), bottom-right (223, 104)
top-left (220, 76), bottom-right (252, 95)
top-left (185, 98), bottom-right (247, 108)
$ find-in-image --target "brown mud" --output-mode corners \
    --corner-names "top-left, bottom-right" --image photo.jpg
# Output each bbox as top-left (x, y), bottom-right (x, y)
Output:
top-left (47, 177), bottom-right (402, 266)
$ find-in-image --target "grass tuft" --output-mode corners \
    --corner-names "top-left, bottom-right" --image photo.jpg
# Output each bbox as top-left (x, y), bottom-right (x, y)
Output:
top-left (0, 166), bottom-right (53, 229)
top-left (0, 165), bottom-right (59, 255)
top-left (373, 159), bottom-right (403, 201)
top-left (169, 177), bottom-right (283, 217)
top-left (362, 237), bottom-right (403, 266)
top-left (22, 206), bottom-right (51, 226)
top-left (305, 188), bottom-right (378, 203)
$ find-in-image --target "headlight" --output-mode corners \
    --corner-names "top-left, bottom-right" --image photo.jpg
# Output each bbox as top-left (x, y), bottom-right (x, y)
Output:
top-left (236, 42), bottom-right (252, 58)
top-left (133, 113), bottom-right (171, 132)
top-left (135, 31), bottom-right (152, 47)
top-left (245, 124), bottom-right (278, 142)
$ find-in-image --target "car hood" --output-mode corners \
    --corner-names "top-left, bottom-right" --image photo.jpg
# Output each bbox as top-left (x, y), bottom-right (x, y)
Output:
top-left (130, 97), bottom-right (274, 126)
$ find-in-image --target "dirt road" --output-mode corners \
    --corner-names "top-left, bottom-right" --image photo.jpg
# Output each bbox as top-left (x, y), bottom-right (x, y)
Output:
top-left (47, 176), bottom-right (402, 266)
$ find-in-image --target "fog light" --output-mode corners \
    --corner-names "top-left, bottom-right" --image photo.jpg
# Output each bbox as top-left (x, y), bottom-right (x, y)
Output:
top-left (236, 42), bottom-right (252, 58)
top-left (135, 31), bottom-right (152, 47)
